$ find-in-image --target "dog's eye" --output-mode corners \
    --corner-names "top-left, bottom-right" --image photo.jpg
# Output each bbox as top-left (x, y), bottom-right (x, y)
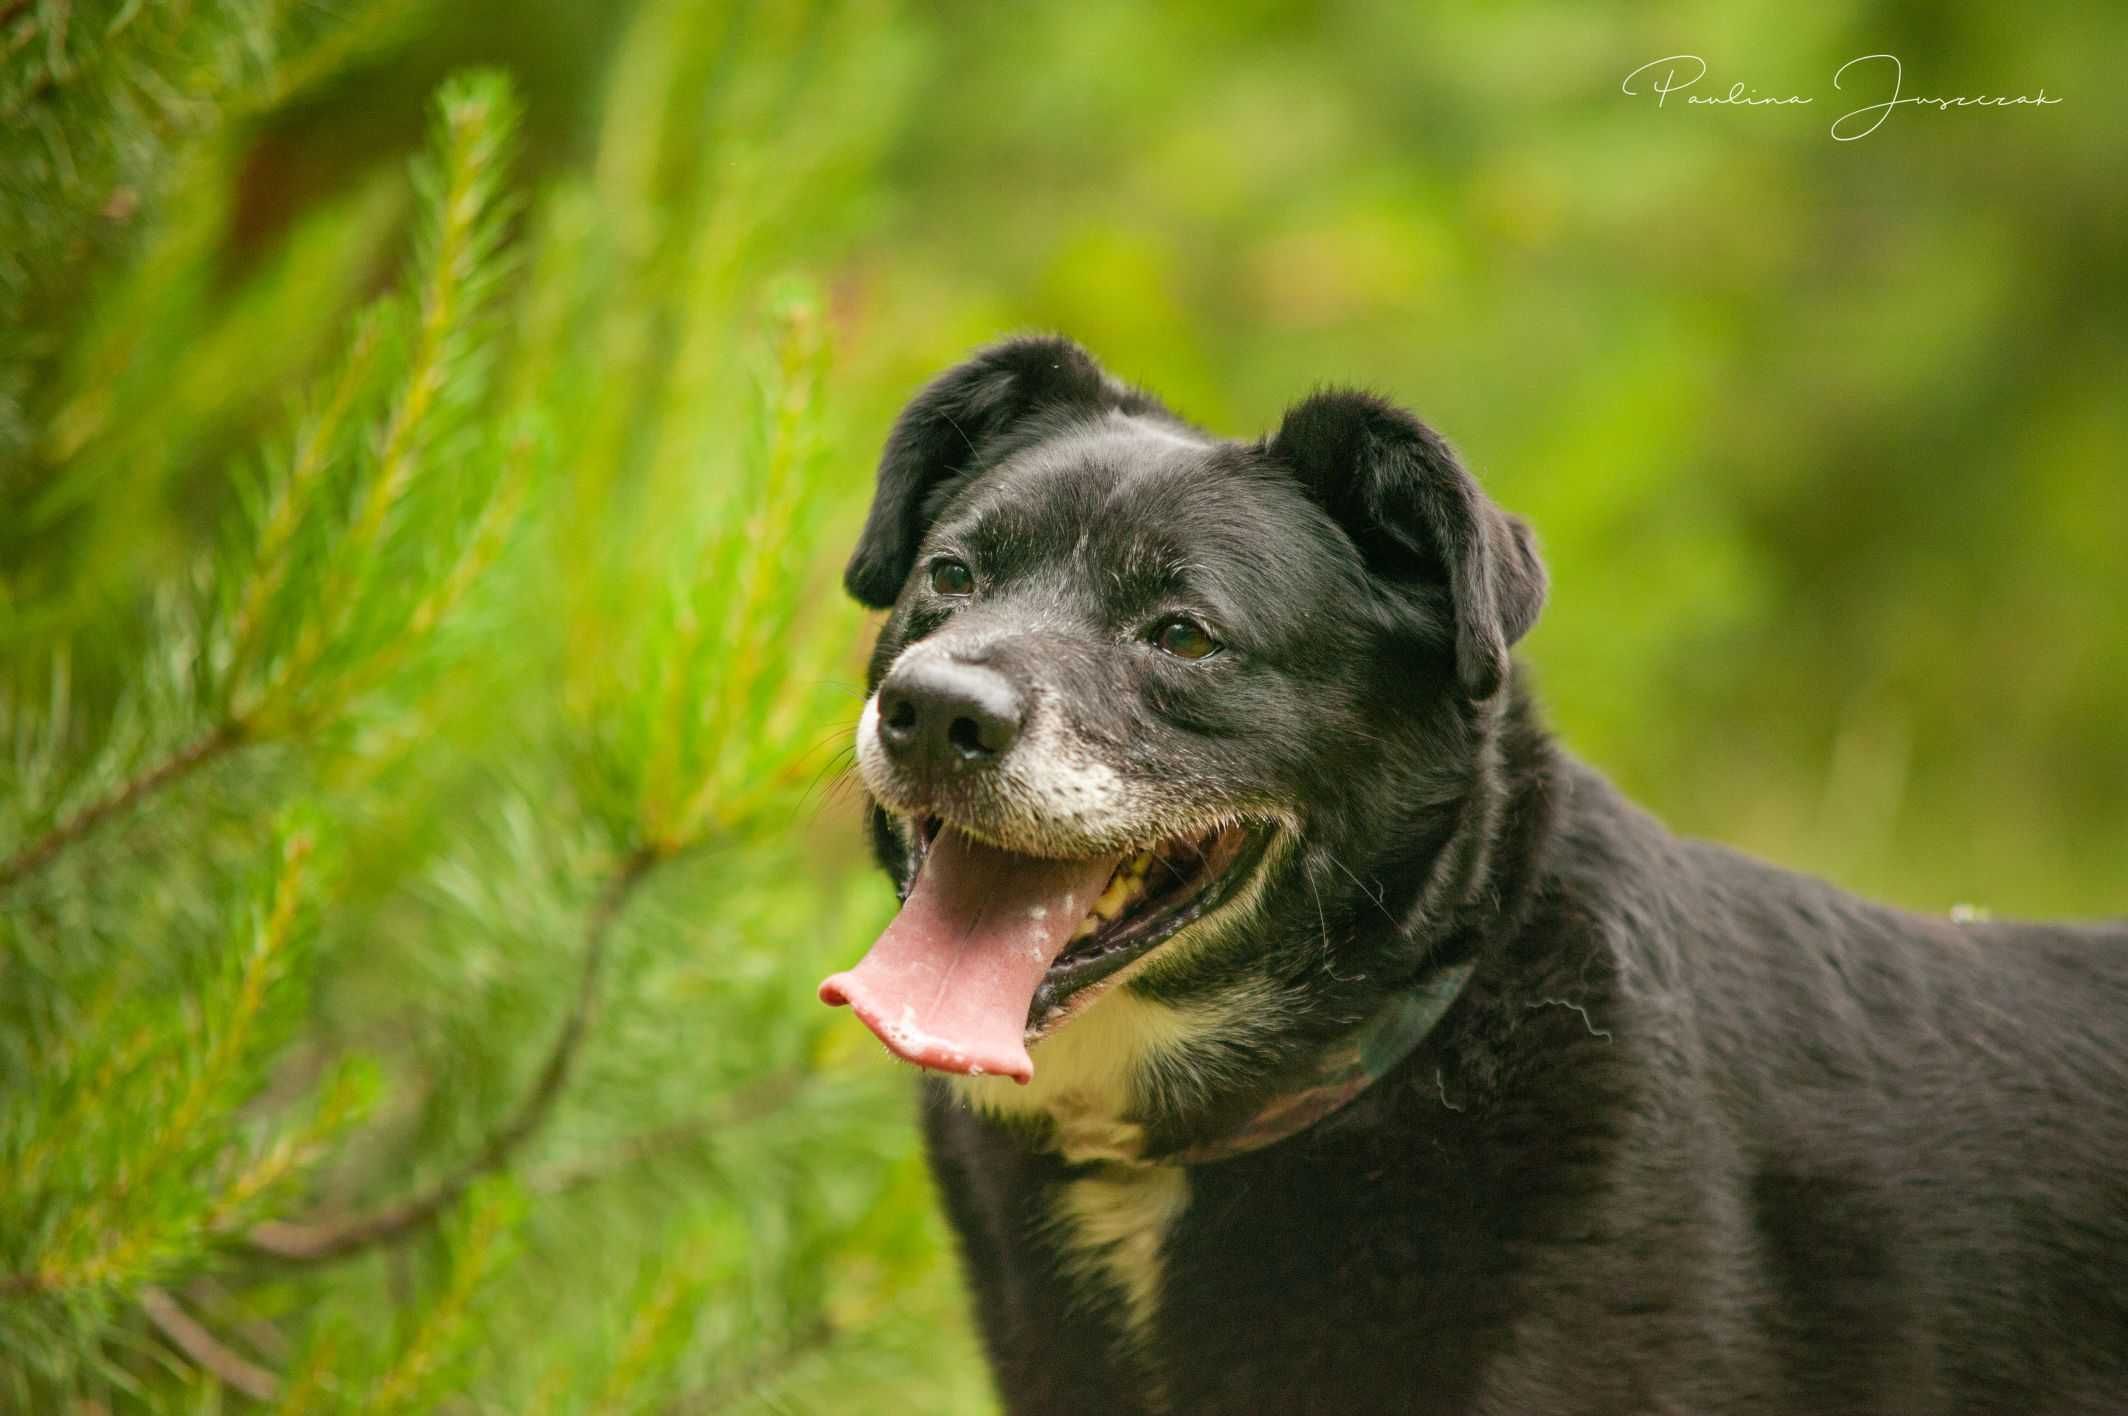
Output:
top-left (1152, 618), bottom-right (1219, 660)
top-left (928, 560), bottom-right (974, 596)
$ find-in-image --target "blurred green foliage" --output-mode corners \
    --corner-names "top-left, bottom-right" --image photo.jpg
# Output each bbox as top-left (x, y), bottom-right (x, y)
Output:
top-left (0, 0), bottom-right (2121, 1409)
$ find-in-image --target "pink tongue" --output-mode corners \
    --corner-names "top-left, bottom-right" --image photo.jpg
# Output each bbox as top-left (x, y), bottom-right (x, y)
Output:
top-left (819, 829), bottom-right (1122, 1084)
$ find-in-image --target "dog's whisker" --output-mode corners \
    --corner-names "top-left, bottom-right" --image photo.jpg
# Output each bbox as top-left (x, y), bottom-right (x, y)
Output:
top-left (1305, 859), bottom-right (1333, 961)
top-left (795, 745), bottom-right (863, 819)
top-left (1324, 849), bottom-right (1405, 935)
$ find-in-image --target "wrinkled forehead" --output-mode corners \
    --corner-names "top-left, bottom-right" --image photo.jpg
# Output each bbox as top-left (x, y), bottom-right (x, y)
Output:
top-left (931, 413), bottom-right (1356, 619)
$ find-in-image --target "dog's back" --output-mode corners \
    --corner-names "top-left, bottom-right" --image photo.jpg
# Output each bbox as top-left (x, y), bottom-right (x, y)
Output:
top-left (1528, 759), bottom-right (2128, 1411)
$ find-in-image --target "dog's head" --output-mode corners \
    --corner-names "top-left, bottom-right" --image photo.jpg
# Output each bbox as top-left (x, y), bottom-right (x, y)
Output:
top-left (821, 336), bottom-right (1545, 1147)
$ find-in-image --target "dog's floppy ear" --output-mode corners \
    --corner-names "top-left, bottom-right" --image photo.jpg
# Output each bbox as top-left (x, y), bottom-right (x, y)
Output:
top-left (1268, 389), bottom-right (1545, 700)
top-left (844, 335), bottom-right (1147, 608)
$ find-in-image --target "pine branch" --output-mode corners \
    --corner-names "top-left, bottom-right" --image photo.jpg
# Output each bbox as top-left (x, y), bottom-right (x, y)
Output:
top-left (297, 414), bottom-right (538, 719)
top-left (668, 303), bottom-right (824, 843)
top-left (244, 843), bottom-right (663, 1264)
top-left (1, 74), bottom-right (522, 898)
top-left (668, 1315), bottom-right (838, 1414)
top-left (183, 1276), bottom-right (291, 1361)
top-left (526, 1068), bottom-right (809, 1196)
top-left (266, 1320), bottom-right (344, 1416)
top-left (231, 0), bottom-right (422, 123)
top-left (225, 308), bottom-right (391, 686)
top-left (589, 1232), bottom-right (714, 1414)
top-left (140, 1284), bottom-right (280, 1402)
top-left (257, 73), bottom-right (519, 718)
top-left (363, 1180), bottom-right (521, 1412)
top-left (0, 719), bottom-right (242, 891)
top-left (2, 829), bottom-right (314, 1303)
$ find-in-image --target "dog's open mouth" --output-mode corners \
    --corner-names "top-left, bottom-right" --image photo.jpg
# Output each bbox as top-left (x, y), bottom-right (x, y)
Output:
top-left (1034, 824), bottom-right (1265, 1022)
top-left (818, 818), bottom-right (1269, 1084)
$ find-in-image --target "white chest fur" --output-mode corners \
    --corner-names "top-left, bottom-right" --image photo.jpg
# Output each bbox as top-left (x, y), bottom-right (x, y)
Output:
top-left (952, 990), bottom-right (1216, 1342)
top-left (1053, 1163), bottom-right (1190, 1348)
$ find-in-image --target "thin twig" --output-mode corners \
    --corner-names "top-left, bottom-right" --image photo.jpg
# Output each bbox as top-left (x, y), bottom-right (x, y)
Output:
top-left (0, 720), bottom-right (243, 891)
top-left (528, 1069), bottom-right (809, 1195)
top-left (183, 1277), bottom-right (290, 1361)
top-left (244, 844), bottom-right (663, 1263)
top-left (139, 1285), bottom-right (280, 1402)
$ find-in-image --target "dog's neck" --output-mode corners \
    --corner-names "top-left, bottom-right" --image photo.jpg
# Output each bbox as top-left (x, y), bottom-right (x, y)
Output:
top-left (1153, 678), bottom-right (1564, 1164)
top-left (1157, 958), bottom-right (1476, 1165)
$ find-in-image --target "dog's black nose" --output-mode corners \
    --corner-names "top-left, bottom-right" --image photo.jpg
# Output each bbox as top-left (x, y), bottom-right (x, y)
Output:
top-left (877, 658), bottom-right (1023, 771)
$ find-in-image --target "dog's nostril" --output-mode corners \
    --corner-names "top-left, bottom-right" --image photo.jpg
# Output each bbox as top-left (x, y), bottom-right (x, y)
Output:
top-left (948, 715), bottom-right (988, 758)
top-left (881, 695), bottom-right (917, 740)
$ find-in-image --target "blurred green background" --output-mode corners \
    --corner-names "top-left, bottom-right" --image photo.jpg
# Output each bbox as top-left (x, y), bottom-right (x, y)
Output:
top-left (2, 0), bottom-right (2122, 1408)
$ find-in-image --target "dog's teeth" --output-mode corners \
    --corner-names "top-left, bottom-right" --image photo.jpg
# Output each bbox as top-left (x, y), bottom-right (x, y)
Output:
top-left (1069, 916), bottom-right (1099, 940)
top-left (1093, 870), bottom-right (1145, 919)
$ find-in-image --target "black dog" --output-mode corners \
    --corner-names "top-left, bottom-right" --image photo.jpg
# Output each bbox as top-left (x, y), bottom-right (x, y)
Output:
top-left (818, 336), bottom-right (2128, 1414)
